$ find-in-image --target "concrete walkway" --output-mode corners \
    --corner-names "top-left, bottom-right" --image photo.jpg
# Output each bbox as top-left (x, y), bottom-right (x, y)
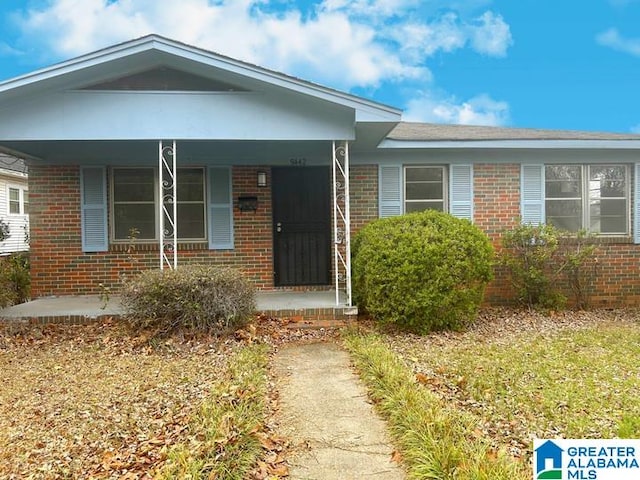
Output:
top-left (273, 342), bottom-right (405, 480)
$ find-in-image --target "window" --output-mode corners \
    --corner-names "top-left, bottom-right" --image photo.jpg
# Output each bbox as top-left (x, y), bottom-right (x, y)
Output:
top-left (404, 166), bottom-right (447, 213)
top-left (7, 186), bottom-right (28, 215)
top-left (176, 168), bottom-right (206, 239)
top-left (111, 167), bottom-right (206, 241)
top-left (545, 165), bottom-right (628, 234)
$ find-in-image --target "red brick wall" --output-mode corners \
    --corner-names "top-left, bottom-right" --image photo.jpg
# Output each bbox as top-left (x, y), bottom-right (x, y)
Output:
top-left (349, 165), bottom-right (378, 234)
top-left (29, 165), bottom-right (275, 297)
top-left (348, 163), bottom-right (640, 308)
top-left (29, 162), bottom-right (640, 307)
top-left (473, 164), bottom-right (520, 304)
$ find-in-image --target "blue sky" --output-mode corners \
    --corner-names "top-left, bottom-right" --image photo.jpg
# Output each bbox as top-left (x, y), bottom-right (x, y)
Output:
top-left (0, 0), bottom-right (639, 133)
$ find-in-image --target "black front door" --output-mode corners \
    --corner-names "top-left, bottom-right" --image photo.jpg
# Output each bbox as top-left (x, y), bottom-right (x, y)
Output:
top-left (272, 167), bottom-right (330, 286)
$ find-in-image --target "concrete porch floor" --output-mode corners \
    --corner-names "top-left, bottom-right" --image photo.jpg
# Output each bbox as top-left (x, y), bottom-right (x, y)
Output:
top-left (0, 291), bottom-right (357, 327)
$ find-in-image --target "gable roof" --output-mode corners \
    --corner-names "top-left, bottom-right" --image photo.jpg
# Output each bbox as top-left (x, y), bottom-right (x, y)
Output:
top-left (0, 34), bottom-right (401, 123)
top-left (0, 154), bottom-right (27, 175)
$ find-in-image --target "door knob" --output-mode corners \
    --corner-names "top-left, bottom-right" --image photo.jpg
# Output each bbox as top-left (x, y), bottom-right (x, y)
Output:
top-left (276, 222), bottom-right (282, 233)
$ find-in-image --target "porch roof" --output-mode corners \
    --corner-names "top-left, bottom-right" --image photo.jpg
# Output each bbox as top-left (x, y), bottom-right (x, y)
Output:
top-left (0, 35), bottom-right (402, 162)
top-left (0, 35), bottom-right (401, 123)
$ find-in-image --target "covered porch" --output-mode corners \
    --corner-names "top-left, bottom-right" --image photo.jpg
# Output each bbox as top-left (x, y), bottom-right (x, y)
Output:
top-left (0, 35), bottom-right (403, 314)
top-left (0, 290), bottom-right (357, 328)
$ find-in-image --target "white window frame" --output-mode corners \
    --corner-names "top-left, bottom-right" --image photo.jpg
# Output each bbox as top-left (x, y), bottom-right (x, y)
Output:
top-left (7, 185), bottom-right (28, 215)
top-left (403, 165), bottom-right (448, 214)
top-left (544, 164), bottom-right (630, 235)
top-left (110, 166), bottom-right (207, 242)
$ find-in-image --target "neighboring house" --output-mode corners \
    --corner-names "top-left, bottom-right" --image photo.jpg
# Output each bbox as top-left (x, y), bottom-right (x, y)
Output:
top-left (0, 154), bottom-right (29, 255)
top-left (0, 35), bottom-right (639, 305)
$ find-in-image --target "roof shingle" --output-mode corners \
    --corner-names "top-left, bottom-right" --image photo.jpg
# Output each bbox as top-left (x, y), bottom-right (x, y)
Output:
top-left (388, 122), bottom-right (640, 141)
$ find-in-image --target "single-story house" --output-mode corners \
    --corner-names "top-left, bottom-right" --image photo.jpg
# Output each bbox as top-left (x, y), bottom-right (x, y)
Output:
top-left (0, 35), bottom-right (639, 307)
top-left (0, 154), bottom-right (29, 255)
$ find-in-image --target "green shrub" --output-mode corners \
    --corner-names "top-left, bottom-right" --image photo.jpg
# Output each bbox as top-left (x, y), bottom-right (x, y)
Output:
top-left (500, 223), bottom-right (562, 309)
top-left (121, 264), bottom-right (256, 334)
top-left (0, 252), bottom-right (30, 307)
top-left (500, 224), bottom-right (597, 310)
top-left (352, 210), bottom-right (494, 333)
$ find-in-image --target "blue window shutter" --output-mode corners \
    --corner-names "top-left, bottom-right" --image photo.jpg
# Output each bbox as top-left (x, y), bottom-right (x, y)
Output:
top-left (80, 166), bottom-right (108, 252)
top-left (449, 164), bottom-right (473, 221)
top-left (208, 166), bottom-right (234, 249)
top-left (378, 164), bottom-right (402, 217)
top-left (635, 164), bottom-right (640, 244)
top-left (521, 164), bottom-right (545, 225)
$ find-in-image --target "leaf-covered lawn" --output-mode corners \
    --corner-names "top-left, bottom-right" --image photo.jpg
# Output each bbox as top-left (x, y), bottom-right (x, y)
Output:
top-left (0, 321), bottom-right (241, 479)
top-left (385, 309), bottom-right (640, 462)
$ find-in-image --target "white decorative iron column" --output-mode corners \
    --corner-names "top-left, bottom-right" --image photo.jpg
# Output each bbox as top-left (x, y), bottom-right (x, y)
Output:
top-left (332, 141), bottom-right (352, 306)
top-left (158, 140), bottom-right (178, 269)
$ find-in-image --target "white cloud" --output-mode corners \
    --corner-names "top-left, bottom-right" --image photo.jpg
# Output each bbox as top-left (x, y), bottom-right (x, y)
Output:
top-left (15, 0), bottom-right (432, 89)
top-left (404, 92), bottom-right (510, 126)
top-left (468, 11), bottom-right (512, 57)
top-left (13, 0), bottom-right (512, 89)
top-left (596, 28), bottom-right (640, 56)
top-left (388, 10), bottom-right (511, 60)
top-left (8, 0), bottom-right (514, 125)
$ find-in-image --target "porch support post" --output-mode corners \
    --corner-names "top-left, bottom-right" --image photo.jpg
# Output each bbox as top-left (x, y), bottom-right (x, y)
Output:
top-left (332, 141), bottom-right (352, 306)
top-left (158, 140), bottom-right (178, 269)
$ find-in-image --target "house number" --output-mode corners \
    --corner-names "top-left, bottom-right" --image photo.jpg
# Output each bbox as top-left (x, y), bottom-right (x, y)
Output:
top-left (289, 157), bottom-right (307, 166)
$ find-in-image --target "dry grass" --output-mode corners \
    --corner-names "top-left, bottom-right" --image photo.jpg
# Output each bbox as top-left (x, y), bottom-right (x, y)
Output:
top-left (0, 315), bottom-right (340, 480)
top-left (0, 321), bottom-right (239, 479)
top-left (382, 308), bottom-right (640, 463)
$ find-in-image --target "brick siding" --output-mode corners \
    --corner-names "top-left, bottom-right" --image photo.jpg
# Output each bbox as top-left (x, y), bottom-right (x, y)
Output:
top-left (348, 163), bottom-right (640, 308)
top-left (29, 165), bottom-right (276, 297)
top-left (29, 162), bottom-right (640, 307)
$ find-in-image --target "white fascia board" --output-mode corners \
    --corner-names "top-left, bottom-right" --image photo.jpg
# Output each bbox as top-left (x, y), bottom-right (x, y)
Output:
top-left (0, 36), bottom-right (402, 122)
top-left (0, 43), bottom-right (154, 93)
top-left (378, 139), bottom-right (640, 149)
top-left (0, 168), bottom-right (27, 180)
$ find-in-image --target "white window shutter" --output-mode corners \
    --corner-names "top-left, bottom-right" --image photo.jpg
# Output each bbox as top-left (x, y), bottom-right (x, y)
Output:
top-left (449, 164), bottom-right (473, 221)
top-left (80, 166), bottom-right (108, 252)
top-left (378, 164), bottom-right (402, 217)
top-left (521, 164), bottom-right (545, 225)
top-left (208, 166), bottom-right (234, 249)
top-left (634, 164), bottom-right (640, 244)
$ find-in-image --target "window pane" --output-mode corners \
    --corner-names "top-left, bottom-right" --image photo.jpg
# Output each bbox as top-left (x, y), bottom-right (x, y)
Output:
top-left (545, 165), bottom-right (581, 198)
top-left (589, 166), bottom-right (626, 198)
top-left (405, 201), bottom-right (444, 213)
top-left (113, 168), bottom-right (154, 202)
top-left (177, 204), bottom-right (205, 239)
top-left (177, 168), bottom-right (205, 201)
top-left (590, 198), bottom-right (627, 234)
top-left (23, 191), bottom-right (29, 214)
top-left (9, 188), bottom-right (20, 214)
top-left (114, 204), bottom-right (156, 239)
top-left (406, 167), bottom-right (442, 182)
top-left (406, 182), bottom-right (443, 201)
top-left (546, 199), bottom-right (582, 232)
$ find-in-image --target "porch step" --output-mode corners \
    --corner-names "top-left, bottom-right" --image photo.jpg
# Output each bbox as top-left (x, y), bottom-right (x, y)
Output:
top-left (258, 306), bottom-right (358, 329)
top-left (0, 294), bottom-right (358, 329)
